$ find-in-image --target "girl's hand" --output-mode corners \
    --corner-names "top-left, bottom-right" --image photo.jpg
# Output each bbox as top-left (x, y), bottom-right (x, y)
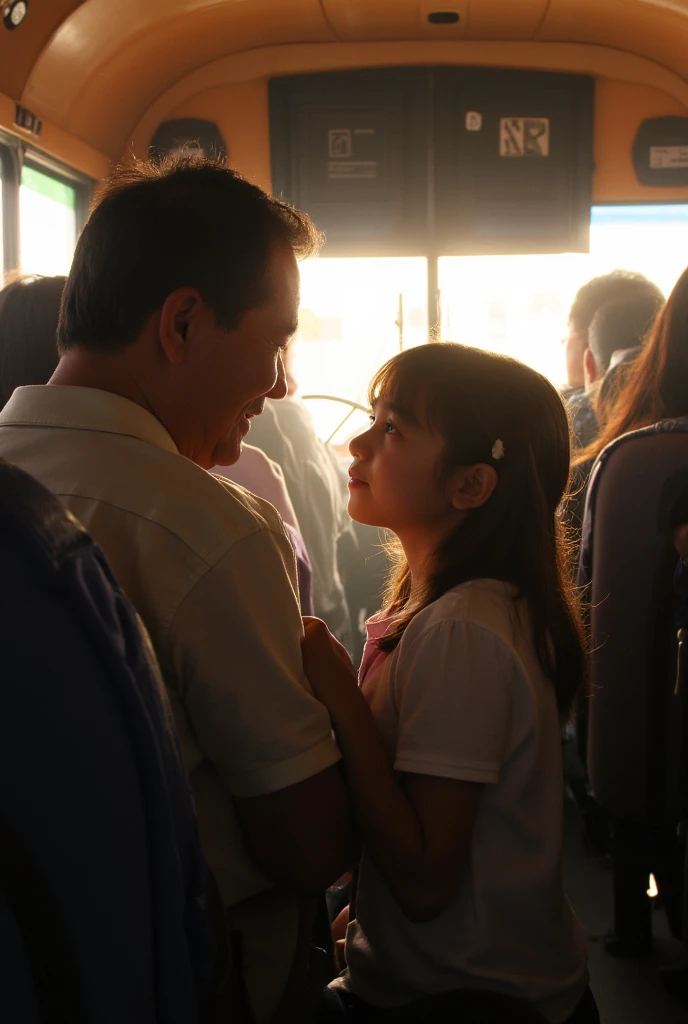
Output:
top-left (302, 617), bottom-right (359, 717)
top-left (332, 904), bottom-right (350, 972)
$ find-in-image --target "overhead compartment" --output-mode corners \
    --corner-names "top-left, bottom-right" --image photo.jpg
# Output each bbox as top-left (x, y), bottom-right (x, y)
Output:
top-left (434, 67), bottom-right (594, 254)
top-left (270, 68), bottom-right (431, 256)
top-left (270, 65), bottom-right (594, 256)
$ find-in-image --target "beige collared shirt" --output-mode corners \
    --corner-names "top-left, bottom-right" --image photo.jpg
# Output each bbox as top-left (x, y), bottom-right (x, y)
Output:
top-left (0, 384), bottom-right (341, 1023)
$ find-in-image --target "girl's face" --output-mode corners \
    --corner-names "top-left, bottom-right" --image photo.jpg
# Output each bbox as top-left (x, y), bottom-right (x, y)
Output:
top-left (348, 398), bottom-right (459, 539)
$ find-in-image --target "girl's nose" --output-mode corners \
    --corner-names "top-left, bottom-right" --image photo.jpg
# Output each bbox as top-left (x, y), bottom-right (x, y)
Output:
top-left (349, 426), bottom-right (371, 459)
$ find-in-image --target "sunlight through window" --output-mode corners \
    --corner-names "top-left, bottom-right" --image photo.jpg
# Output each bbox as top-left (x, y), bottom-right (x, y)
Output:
top-left (298, 206), bottom-right (688, 441)
top-left (20, 166), bottom-right (77, 276)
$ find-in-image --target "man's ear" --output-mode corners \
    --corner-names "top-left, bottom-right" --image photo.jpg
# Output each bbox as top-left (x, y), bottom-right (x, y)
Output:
top-left (450, 463), bottom-right (498, 511)
top-left (583, 346), bottom-right (599, 389)
top-left (158, 288), bottom-right (203, 366)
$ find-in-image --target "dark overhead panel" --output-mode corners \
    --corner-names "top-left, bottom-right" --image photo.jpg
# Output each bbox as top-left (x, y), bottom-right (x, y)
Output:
top-left (270, 69), bottom-right (431, 257)
top-left (270, 67), bottom-right (594, 257)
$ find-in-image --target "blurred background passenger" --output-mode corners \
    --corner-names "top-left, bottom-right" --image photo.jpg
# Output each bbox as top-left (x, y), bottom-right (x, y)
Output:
top-left (562, 269), bottom-right (663, 404)
top-left (569, 291), bottom-right (663, 451)
top-left (577, 265), bottom-right (688, 590)
top-left (563, 289), bottom-right (664, 546)
top-left (0, 275), bottom-right (65, 409)
top-left (247, 339), bottom-right (357, 653)
top-left (213, 443), bottom-right (314, 614)
top-left (594, 348), bottom-right (642, 434)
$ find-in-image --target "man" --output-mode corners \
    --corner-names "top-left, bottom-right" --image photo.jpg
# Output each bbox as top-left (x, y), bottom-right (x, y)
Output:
top-left (568, 288), bottom-right (664, 450)
top-left (0, 157), bottom-right (351, 1023)
top-left (563, 269), bottom-right (663, 399)
top-left (563, 271), bottom-right (664, 447)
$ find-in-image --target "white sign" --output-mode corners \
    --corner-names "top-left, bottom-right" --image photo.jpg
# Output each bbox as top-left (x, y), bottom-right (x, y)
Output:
top-left (499, 117), bottom-right (550, 158)
top-left (649, 145), bottom-right (688, 169)
top-left (328, 129), bottom-right (352, 159)
top-left (465, 111), bottom-right (483, 132)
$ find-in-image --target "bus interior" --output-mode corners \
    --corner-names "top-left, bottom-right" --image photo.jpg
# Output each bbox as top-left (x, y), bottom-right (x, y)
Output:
top-left (3, 2), bottom-right (688, 1021)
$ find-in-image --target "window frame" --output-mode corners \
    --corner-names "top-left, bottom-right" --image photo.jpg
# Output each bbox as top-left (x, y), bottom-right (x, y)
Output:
top-left (0, 129), bottom-right (93, 281)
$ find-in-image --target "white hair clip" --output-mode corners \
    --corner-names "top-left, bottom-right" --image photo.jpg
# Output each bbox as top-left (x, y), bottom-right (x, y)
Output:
top-left (491, 439), bottom-right (505, 461)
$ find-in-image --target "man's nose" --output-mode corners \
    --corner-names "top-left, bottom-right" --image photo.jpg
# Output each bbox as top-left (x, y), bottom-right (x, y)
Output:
top-left (267, 354), bottom-right (288, 400)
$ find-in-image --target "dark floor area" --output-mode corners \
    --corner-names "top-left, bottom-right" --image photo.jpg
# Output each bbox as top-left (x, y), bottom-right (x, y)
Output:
top-left (563, 802), bottom-right (688, 1023)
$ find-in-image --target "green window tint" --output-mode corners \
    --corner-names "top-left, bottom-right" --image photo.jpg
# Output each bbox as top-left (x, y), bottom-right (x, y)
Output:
top-left (21, 166), bottom-right (76, 210)
top-left (20, 164), bottom-right (78, 276)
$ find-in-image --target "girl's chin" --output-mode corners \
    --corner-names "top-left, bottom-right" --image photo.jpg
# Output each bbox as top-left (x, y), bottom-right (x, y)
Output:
top-left (346, 496), bottom-right (388, 530)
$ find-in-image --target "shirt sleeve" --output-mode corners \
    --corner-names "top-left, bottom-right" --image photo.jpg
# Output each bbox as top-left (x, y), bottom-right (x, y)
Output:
top-left (167, 525), bottom-right (341, 799)
top-left (392, 619), bottom-right (516, 784)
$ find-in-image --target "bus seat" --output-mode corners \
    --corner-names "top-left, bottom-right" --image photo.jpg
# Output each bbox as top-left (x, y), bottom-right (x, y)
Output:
top-left (0, 459), bottom-right (213, 1023)
top-left (579, 419), bottom-right (688, 955)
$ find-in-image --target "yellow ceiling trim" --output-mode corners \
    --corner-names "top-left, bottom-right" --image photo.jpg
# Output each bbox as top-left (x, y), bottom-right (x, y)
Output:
top-left (128, 39), bottom-right (688, 159)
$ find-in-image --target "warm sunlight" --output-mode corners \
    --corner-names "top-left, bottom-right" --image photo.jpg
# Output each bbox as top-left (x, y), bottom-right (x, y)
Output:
top-left (296, 205), bottom-right (688, 442)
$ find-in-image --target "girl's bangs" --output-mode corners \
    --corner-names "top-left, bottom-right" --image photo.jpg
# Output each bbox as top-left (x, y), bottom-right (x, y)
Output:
top-left (367, 354), bottom-right (435, 431)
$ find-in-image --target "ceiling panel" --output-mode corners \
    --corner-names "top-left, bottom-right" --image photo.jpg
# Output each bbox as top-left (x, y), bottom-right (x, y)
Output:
top-left (22, 0), bottom-right (334, 156)
top-left (322, 0), bottom-right (551, 41)
top-left (537, 0), bottom-right (688, 82)
top-left (0, 0), bottom-right (85, 101)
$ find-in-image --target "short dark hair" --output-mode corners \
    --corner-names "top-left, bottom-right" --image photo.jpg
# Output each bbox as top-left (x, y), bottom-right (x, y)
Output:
top-left (568, 270), bottom-right (664, 332)
top-left (0, 275), bottom-right (66, 408)
top-left (58, 156), bottom-right (322, 353)
top-left (588, 291), bottom-right (663, 374)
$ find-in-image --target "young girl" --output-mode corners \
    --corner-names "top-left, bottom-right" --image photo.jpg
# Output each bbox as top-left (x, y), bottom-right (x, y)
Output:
top-left (302, 344), bottom-right (597, 1023)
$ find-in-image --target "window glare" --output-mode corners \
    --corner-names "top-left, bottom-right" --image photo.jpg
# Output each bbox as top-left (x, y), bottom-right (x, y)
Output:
top-left (439, 204), bottom-right (688, 388)
top-left (297, 205), bottom-right (688, 441)
top-left (20, 166), bottom-right (77, 277)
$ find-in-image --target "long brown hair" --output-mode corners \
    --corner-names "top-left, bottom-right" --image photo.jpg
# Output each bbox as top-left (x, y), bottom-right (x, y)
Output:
top-left (574, 266), bottom-right (688, 469)
top-left (371, 343), bottom-right (585, 716)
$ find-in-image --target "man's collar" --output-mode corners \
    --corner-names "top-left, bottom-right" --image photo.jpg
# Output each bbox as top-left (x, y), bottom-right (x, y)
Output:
top-left (0, 385), bottom-right (180, 455)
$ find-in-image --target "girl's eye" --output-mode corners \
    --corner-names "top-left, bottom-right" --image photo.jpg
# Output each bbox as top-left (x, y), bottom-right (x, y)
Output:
top-left (369, 413), bottom-right (375, 425)
top-left (384, 419), bottom-right (398, 434)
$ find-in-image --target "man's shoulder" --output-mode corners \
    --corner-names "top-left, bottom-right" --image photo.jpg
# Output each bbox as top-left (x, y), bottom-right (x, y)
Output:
top-left (109, 447), bottom-right (287, 566)
top-left (0, 420), bottom-right (286, 568)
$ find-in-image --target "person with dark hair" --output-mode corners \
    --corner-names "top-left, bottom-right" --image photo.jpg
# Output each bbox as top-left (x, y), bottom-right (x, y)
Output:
top-left (0, 275), bottom-right (66, 408)
top-left (0, 155), bottom-right (351, 1024)
top-left (563, 269), bottom-right (664, 398)
top-left (566, 290), bottom-right (663, 452)
top-left (588, 293), bottom-right (661, 381)
top-left (578, 265), bottom-right (688, 590)
top-left (301, 344), bottom-right (596, 1023)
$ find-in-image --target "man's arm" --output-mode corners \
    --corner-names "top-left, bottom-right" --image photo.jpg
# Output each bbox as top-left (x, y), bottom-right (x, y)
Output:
top-left (236, 763), bottom-right (352, 893)
top-left (168, 518), bottom-right (352, 893)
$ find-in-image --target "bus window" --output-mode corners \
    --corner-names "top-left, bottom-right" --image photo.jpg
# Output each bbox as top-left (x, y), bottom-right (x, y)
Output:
top-left (20, 164), bottom-right (77, 276)
top-left (296, 257), bottom-right (427, 444)
top-left (439, 204), bottom-right (688, 388)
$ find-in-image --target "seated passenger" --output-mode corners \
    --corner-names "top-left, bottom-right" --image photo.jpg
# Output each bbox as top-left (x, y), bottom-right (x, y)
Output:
top-left (0, 275), bottom-right (65, 408)
top-left (564, 291), bottom-right (663, 540)
top-left (578, 266), bottom-right (688, 591)
top-left (594, 348), bottom-right (641, 433)
top-left (562, 271), bottom-right (663, 442)
top-left (0, 156), bottom-right (351, 1024)
top-left (303, 344), bottom-right (597, 1023)
top-left (567, 291), bottom-right (663, 452)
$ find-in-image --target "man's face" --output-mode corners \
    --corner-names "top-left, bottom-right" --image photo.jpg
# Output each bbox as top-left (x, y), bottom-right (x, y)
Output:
top-left (564, 324), bottom-right (588, 389)
top-left (174, 240), bottom-right (300, 469)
